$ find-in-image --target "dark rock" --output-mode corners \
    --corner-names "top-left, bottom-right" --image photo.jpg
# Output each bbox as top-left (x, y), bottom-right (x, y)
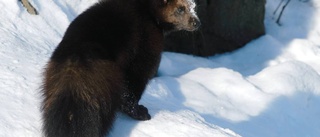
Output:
top-left (164, 0), bottom-right (266, 56)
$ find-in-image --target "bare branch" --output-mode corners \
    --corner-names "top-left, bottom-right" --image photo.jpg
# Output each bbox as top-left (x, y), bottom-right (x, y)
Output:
top-left (276, 0), bottom-right (291, 26)
top-left (273, 0), bottom-right (284, 16)
top-left (19, 0), bottom-right (38, 15)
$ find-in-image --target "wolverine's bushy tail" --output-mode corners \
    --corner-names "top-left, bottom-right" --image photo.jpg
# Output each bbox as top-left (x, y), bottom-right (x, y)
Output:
top-left (43, 93), bottom-right (103, 137)
top-left (42, 60), bottom-right (122, 137)
top-left (42, 90), bottom-right (117, 137)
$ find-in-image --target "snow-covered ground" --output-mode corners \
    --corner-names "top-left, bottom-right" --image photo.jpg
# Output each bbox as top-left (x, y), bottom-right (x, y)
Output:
top-left (1, 0), bottom-right (320, 136)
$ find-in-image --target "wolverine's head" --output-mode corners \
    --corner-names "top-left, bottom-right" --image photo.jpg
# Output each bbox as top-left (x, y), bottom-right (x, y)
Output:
top-left (154, 0), bottom-right (200, 32)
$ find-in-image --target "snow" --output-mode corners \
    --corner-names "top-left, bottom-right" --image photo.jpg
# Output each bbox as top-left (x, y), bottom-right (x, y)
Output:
top-left (1, 0), bottom-right (320, 137)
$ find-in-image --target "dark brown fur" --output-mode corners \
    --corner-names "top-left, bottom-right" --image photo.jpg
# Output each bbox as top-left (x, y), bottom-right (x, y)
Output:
top-left (41, 0), bottom-right (199, 137)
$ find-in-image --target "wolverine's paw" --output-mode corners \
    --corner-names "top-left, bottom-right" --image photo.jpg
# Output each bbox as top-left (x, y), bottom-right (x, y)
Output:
top-left (126, 104), bottom-right (151, 121)
top-left (135, 105), bottom-right (151, 120)
top-left (120, 92), bottom-right (151, 120)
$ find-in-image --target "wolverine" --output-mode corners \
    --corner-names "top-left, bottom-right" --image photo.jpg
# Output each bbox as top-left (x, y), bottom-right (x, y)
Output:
top-left (41, 0), bottom-right (200, 136)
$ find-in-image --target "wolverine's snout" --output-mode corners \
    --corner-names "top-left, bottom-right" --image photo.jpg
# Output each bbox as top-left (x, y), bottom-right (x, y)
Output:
top-left (191, 17), bottom-right (200, 29)
top-left (188, 17), bottom-right (201, 31)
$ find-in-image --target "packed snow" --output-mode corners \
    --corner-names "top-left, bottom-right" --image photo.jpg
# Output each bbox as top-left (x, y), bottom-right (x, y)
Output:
top-left (0, 0), bottom-right (320, 137)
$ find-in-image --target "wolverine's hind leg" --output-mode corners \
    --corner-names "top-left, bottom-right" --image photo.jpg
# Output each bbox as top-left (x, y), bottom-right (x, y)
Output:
top-left (120, 91), bottom-right (151, 120)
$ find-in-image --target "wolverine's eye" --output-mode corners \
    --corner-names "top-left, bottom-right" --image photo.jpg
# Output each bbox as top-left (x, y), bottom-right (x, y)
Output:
top-left (177, 6), bottom-right (185, 14)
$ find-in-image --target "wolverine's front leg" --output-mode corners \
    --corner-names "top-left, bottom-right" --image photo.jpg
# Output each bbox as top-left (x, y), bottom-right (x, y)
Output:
top-left (120, 91), bottom-right (151, 120)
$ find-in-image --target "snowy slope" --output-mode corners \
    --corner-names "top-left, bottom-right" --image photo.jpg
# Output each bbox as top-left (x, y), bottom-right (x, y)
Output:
top-left (1, 0), bottom-right (320, 137)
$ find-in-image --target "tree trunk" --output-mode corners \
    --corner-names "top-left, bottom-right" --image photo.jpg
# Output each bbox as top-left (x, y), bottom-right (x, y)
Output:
top-left (164, 0), bottom-right (266, 56)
